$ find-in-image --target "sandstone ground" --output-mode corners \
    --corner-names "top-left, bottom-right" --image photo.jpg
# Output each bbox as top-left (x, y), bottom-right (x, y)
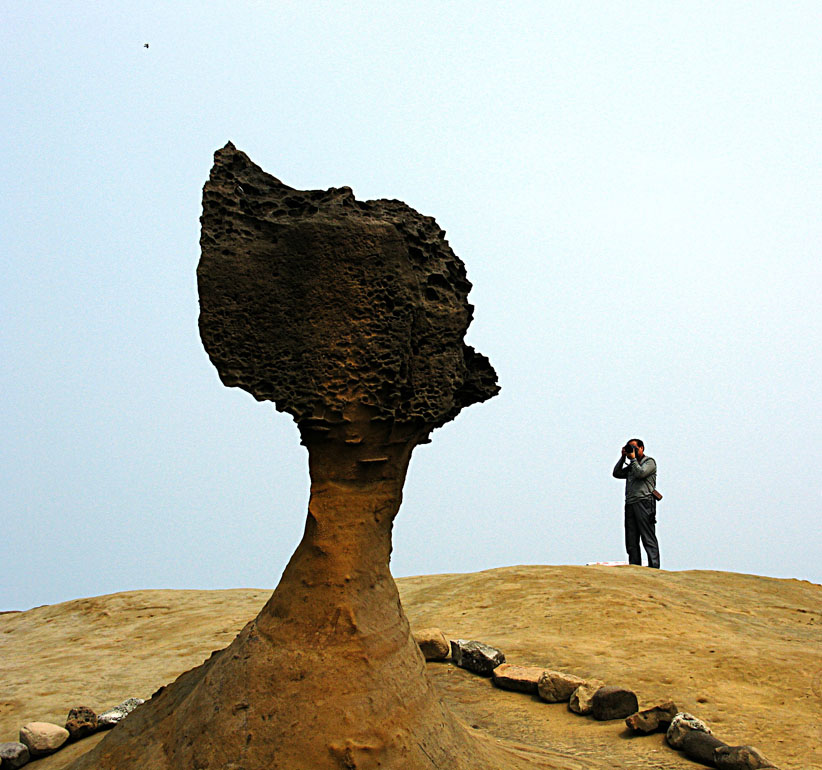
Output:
top-left (1, 565), bottom-right (819, 769)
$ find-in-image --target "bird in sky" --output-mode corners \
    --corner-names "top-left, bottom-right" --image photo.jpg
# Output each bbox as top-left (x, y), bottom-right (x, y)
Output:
top-left (143, 43), bottom-right (149, 48)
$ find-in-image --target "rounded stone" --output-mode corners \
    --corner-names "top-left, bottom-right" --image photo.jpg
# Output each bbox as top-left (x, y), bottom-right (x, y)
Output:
top-left (19, 722), bottom-right (69, 756)
top-left (590, 685), bottom-right (639, 721)
top-left (412, 628), bottom-right (450, 660)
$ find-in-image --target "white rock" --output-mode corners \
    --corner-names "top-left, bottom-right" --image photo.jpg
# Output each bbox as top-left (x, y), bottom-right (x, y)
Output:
top-left (98, 697), bottom-right (145, 728)
top-left (666, 711), bottom-right (712, 748)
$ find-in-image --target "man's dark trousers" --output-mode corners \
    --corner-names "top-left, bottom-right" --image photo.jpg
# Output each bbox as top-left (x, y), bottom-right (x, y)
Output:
top-left (624, 496), bottom-right (660, 568)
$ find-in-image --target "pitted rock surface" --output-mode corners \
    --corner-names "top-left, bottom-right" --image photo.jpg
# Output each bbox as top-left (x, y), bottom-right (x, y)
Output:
top-left (65, 706), bottom-right (98, 741)
top-left (198, 143), bottom-right (499, 430)
top-left (66, 146), bottom-right (510, 770)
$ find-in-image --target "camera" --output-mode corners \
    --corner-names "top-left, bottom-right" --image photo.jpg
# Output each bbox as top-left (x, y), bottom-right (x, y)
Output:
top-left (623, 443), bottom-right (636, 455)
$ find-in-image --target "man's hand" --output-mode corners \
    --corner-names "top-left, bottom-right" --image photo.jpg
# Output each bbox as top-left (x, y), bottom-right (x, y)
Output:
top-left (624, 444), bottom-right (636, 460)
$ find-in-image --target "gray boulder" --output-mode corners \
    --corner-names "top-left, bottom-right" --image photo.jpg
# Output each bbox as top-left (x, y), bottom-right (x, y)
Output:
top-left (0, 742), bottom-right (30, 769)
top-left (450, 640), bottom-right (505, 676)
top-left (590, 685), bottom-right (638, 721)
top-left (625, 700), bottom-right (678, 733)
top-left (412, 628), bottom-right (450, 661)
top-left (98, 697), bottom-right (145, 728)
top-left (680, 730), bottom-right (728, 765)
top-left (667, 711), bottom-right (712, 748)
top-left (491, 664), bottom-right (544, 694)
top-left (537, 670), bottom-right (587, 702)
top-left (714, 745), bottom-right (777, 769)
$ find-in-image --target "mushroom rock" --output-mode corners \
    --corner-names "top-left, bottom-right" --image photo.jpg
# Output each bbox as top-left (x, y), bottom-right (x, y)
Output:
top-left (69, 144), bottom-right (515, 770)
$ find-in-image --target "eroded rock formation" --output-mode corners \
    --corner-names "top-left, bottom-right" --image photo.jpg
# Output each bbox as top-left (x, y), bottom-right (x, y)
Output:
top-left (69, 144), bottom-right (517, 770)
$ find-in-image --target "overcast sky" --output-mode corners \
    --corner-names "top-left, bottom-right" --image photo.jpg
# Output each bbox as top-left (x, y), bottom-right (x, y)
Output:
top-left (2, 2), bottom-right (820, 610)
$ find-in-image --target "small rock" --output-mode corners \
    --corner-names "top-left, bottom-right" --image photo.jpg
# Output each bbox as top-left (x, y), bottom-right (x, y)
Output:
top-left (19, 722), bottom-right (69, 756)
top-left (714, 745), bottom-right (777, 770)
top-left (679, 730), bottom-right (728, 765)
top-left (568, 680), bottom-right (605, 715)
top-left (450, 640), bottom-right (505, 676)
top-left (65, 705), bottom-right (99, 741)
top-left (98, 697), bottom-right (145, 728)
top-left (667, 711), bottom-right (712, 748)
top-left (537, 670), bottom-right (587, 702)
top-left (591, 685), bottom-right (639, 721)
top-left (625, 701), bottom-right (678, 733)
top-left (412, 628), bottom-right (450, 660)
top-left (0, 742), bottom-right (30, 769)
top-left (491, 664), bottom-right (544, 694)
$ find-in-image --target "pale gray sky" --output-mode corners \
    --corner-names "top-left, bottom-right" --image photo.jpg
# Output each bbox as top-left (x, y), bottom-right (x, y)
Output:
top-left (2, 2), bottom-right (820, 610)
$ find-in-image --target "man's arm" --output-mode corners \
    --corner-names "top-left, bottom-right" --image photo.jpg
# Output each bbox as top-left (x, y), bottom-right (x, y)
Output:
top-left (612, 455), bottom-right (629, 478)
top-left (628, 457), bottom-right (656, 479)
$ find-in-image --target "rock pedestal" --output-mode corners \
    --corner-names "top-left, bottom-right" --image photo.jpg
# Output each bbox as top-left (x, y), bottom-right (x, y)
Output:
top-left (68, 145), bottom-right (513, 770)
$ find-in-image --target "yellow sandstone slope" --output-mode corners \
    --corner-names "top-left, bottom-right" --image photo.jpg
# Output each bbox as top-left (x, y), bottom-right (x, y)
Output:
top-left (1, 565), bottom-right (819, 770)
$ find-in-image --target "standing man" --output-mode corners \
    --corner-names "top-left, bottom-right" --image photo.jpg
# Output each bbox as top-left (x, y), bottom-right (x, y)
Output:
top-left (612, 439), bottom-right (660, 568)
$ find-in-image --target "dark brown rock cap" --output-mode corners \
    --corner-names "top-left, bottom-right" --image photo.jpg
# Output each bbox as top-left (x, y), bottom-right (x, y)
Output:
top-left (198, 143), bottom-right (499, 435)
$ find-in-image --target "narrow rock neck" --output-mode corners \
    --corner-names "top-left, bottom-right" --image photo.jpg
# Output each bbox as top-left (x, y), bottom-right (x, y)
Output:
top-left (256, 416), bottom-right (427, 638)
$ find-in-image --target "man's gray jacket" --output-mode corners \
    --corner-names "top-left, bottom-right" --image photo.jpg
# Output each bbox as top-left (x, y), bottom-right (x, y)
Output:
top-left (613, 455), bottom-right (657, 503)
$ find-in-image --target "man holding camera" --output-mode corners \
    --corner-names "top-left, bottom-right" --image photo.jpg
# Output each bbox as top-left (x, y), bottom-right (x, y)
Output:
top-left (612, 439), bottom-right (660, 568)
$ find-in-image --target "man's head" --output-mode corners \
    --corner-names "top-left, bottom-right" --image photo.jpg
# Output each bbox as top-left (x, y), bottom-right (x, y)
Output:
top-left (626, 439), bottom-right (644, 458)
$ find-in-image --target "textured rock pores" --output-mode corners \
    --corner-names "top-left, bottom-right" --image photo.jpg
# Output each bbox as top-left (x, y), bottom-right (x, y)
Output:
top-left (198, 143), bottom-right (499, 430)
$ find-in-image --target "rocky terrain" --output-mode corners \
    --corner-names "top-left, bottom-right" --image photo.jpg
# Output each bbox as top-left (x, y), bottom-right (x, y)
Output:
top-left (1, 565), bottom-right (819, 769)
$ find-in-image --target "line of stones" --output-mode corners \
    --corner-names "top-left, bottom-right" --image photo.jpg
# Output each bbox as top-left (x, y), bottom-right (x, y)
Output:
top-left (0, 698), bottom-right (144, 769)
top-left (0, 633), bottom-right (783, 770)
top-left (413, 629), bottom-right (780, 770)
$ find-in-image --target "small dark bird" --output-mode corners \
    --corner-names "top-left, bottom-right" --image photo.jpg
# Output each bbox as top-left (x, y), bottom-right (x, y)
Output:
top-left (143, 43), bottom-right (149, 48)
